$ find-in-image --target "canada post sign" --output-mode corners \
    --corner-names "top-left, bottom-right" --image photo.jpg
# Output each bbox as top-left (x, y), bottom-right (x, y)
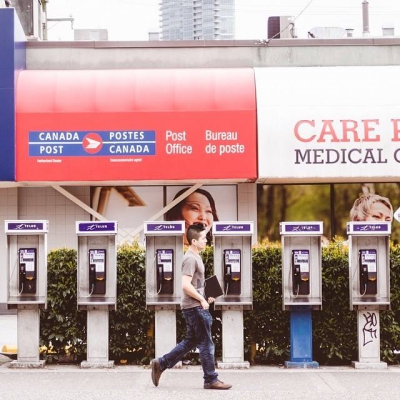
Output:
top-left (29, 131), bottom-right (156, 156)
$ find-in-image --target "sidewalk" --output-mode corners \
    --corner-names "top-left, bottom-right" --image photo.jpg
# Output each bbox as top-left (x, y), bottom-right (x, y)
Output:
top-left (0, 362), bottom-right (400, 400)
top-left (1, 314), bottom-right (400, 400)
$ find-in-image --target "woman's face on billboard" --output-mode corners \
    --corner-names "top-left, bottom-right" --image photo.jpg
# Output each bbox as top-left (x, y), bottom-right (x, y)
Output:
top-left (181, 192), bottom-right (214, 233)
top-left (365, 202), bottom-right (392, 222)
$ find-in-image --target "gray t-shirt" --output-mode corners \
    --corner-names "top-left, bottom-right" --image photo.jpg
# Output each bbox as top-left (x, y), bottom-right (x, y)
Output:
top-left (181, 249), bottom-right (205, 310)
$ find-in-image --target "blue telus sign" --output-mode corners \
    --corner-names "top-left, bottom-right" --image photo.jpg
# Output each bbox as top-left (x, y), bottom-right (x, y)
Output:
top-left (7, 222), bottom-right (44, 231)
top-left (77, 222), bottom-right (117, 233)
top-left (0, 8), bottom-right (26, 181)
top-left (145, 222), bottom-right (185, 234)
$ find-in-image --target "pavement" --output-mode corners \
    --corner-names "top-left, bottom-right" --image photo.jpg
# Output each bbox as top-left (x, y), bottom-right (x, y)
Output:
top-left (1, 314), bottom-right (400, 400)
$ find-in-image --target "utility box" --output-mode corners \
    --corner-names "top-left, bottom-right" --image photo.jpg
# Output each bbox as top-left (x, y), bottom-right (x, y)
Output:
top-left (145, 221), bottom-right (185, 310)
top-left (5, 220), bottom-right (48, 309)
top-left (76, 221), bottom-right (117, 311)
top-left (347, 222), bottom-right (391, 311)
top-left (213, 221), bottom-right (253, 310)
top-left (280, 221), bottom-right (323, 311)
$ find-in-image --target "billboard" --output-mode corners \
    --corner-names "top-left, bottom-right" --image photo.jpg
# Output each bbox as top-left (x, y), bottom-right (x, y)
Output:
top-left (16, 69), bottom-right (257, 182)
top-left (256, 66), bottom-right (400, 182)
top-left (92, 185), bottom-right (237, 244)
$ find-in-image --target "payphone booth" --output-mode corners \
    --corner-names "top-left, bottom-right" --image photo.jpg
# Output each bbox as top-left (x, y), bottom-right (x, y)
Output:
top-left (280, 221), bottom-right (323, 368)
top-left (213, 221), bottom-right (253, 368)
top-left (145, 221), bottom-right (185, 359)
top-left (5, 220), bottom-right (48, 368)
top-left (347, 221), bottom-right (390, 369)
top-left (76, 221), bottom-right (117, 368)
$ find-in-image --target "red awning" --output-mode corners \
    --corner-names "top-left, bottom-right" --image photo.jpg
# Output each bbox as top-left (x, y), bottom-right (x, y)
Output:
top-left (16, 69), bottom-right (257, 182)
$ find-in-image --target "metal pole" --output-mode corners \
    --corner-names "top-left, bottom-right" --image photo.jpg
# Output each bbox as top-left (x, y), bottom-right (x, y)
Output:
top-left (362, 1), bottom-right (370, 37)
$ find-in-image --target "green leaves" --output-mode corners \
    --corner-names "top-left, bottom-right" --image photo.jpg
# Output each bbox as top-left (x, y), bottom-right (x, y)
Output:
top-left (40, 241), bottom-right (400, 365)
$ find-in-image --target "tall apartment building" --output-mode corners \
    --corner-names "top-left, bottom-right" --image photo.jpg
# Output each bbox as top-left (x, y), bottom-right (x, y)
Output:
top-left (160, 0), bottom-right (235, 41)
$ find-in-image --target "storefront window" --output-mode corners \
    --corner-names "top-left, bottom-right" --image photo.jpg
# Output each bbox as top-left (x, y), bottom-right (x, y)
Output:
top-left (257, 183), bottom-right (400, 244)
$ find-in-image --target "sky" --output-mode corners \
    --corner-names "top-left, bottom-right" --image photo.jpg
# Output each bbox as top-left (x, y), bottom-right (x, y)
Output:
top-left (45, 0), bottom-right (400, 41)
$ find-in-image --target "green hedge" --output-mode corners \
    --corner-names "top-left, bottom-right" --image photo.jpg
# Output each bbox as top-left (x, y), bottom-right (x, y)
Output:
top-left (40, 240), bottom-right (400, 365)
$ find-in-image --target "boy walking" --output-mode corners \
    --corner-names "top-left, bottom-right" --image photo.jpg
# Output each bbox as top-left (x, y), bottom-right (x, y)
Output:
top-left (151, 224), bottom-right (232, 390)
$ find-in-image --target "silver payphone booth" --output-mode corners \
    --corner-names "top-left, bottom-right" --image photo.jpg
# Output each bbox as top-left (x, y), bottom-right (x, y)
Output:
top-left (348, 221), bottom-right (390, 369)
top-left (280, 221), bottom-right (322, 368)
top-left (145, 221), bottom-right (185, 359)
top-left (76, 221), bottom-right (117, 368)
top-left (213, 221), bottom-right (253, 368)
top-left (5, 220), bottom-right (48, 368)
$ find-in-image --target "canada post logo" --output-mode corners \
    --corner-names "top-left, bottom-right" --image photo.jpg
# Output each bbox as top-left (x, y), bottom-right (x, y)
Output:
top-left (28, 131), bottom-right (156, 157)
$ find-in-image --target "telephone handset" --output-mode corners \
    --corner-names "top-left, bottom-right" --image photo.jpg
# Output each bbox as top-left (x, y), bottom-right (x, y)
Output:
top-left (223, 249), bottom-right (241, 295)
top-left (89, 249), bottom-right (106, 295)
top-left (156, 249), bottom-right (174, 295)
top-left (292, 250), bottom-right (310, 296)
top-left (19, 248), bottom-right (37, 294)
top-left (359, 249), bottom-right (377, 295)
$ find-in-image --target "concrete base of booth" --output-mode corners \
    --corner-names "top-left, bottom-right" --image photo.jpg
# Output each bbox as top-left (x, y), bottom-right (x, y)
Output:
top-left (217, 360), bottom-right (250, 369)
top-left (10, 360), bottom-right (46, 369)
top-left (155, 309), bottom-right (177, 359)
top-left (352, 361), bottom-right (387, 369)
top-left (285, 361), bottom-right (319, 369)
top-left (80, 360), bottom-right (115, 369)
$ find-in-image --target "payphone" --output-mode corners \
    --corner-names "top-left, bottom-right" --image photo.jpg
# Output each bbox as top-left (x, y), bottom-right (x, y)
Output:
top-left (347, 221), bottom-right (391, 369)
top-left (76, 222), bottom-right (117, 309)
top-left (347, 222), bottom-right (390, 310)
top-left (5, 221), bottom-right (48, 308)
top-left (145, 222), bottom-right (184, 308)
top-left (5, 220), bottom-right (49, 368)
top-left (280, 222), bottom-right (322, 310)
top-left (213, 221), bottom-right (253, 368)
top-left (144, 221), bottom-right (185, 360)
top-left (213, 222), bottom-right (253, 307)
top-left (280, 221), bottom-right (323, 368)
top-left (76, 221), bottom-right (117, 369)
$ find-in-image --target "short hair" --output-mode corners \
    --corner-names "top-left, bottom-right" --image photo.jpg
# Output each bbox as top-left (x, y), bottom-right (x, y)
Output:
top-left (186, 224), bottom-right (206, 245)
top-left (350, 194), bottom-right (393, 221)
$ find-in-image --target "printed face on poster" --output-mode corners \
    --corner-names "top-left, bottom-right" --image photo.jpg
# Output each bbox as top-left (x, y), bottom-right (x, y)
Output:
top-left (90, 185), bottom-right (237, 243)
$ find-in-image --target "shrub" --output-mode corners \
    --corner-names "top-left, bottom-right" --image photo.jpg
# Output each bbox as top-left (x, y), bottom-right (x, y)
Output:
top-left (41, 241), bottom-right (400, 365)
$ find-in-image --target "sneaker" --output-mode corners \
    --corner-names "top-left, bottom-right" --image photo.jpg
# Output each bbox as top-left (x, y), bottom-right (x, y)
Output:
top-left (151, 358), bottom-right (163, 387)
top-left (204, 379), bottom-right (232, 390)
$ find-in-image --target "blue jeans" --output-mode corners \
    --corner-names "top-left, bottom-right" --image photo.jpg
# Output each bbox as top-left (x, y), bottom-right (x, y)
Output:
top-left (158, 306), bottom-right (218, 384)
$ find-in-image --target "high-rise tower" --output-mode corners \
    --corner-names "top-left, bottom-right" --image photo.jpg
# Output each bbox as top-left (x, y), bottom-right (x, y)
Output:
top-left (160, 0), bottom-right (235, 41)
